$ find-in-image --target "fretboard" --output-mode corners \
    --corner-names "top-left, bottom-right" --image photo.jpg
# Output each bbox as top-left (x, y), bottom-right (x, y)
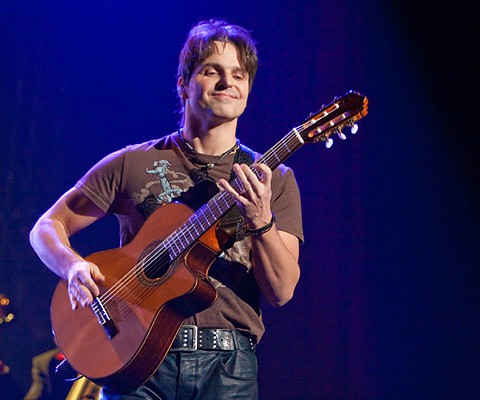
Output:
top-left (163, 127), bottom-right (305, 259)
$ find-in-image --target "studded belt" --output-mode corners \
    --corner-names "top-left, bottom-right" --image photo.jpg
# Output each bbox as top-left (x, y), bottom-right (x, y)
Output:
top-left (169, 325), bottom-right (256, 352)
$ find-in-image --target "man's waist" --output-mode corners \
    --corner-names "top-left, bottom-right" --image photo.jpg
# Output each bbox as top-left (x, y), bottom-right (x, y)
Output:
top-left (169, 325), bottom-right (256, 352)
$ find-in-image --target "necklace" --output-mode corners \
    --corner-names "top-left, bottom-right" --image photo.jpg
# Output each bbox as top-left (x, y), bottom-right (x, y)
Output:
top-left (178, 130), bottom-right (239, 170)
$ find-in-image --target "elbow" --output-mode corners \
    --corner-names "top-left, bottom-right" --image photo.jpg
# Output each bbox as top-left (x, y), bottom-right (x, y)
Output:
top-left (265, 270), bottom-right (300, 307)
top-left (29, 216), bottom-right (53, 251)
top-left (29, 220), bottom-right (41, 250)
top-left (266, 288), bottom-right (295, 308)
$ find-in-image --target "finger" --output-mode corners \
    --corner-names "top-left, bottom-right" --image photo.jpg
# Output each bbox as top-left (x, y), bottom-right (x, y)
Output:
top-left (80, 272), bottom-right (101, 297)
top-left (69, 291), bottom-right (78, 310)
top-left (220, 183), bottom-right (252, 215)
top-left (78, 285), bottom-right (94, 306)
top-left (68, 283), bottom-right (89, 309)
top-left (218, 178), bottom-right (246, 200)
top-left (238, 163), bottom-right (271, 195)
top-left (217, 178), bottom-right (237, 195)
top-left (233, 164), bottom-right (252, 192)
top-left (92, 267), bottom-right (106, 284)
top-left (251, 163), bottom-right (272, 185)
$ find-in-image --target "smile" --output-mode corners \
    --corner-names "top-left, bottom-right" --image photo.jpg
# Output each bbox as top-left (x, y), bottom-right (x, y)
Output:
top-left (211, 92), bottom-right (237, 99)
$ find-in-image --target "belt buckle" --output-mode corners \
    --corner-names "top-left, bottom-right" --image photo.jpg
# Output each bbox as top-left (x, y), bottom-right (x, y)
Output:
top-left (178, 325), bottom-right (198, 351)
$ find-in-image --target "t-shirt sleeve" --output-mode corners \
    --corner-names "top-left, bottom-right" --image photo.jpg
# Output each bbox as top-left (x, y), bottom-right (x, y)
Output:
top-left (74, 148), bottom-right (127, 213)
top-left (271, 166), bottom-right (304, 244)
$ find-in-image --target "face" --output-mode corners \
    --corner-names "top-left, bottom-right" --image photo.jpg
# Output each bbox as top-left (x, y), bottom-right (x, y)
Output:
top-left (181, 41), bottom-right (250, 127)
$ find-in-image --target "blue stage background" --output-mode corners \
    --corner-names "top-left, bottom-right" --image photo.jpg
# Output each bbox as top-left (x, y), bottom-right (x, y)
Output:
top-left (1, 1), bottom-right (478, 398)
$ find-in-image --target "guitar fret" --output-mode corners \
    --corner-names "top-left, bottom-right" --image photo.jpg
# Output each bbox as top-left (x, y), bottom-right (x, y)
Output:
top-left (191, 219), bottom-right (200, 236)
top-left (211, 198), bottom-right (223, 215)
top-left (170, 234), bottom-right (182, 254)
top-left (281, 139), bottom-right (293, 154)
top-left (164, 238), bottom-right (177, 258)
top-left (179, 226), bottom-right (189, 248)
top-left (220, 193), bottom-right (232, 210)
top-left (197, 208), bottom-right (209, 230)
top-left (274, 150), bottom-right (282, 163)
top-left (184, 223), bottom-right (196, 241)
top-left (205, 204), bottom-right (217, 223)
top-left (292, 127), bottom-right (304, 144)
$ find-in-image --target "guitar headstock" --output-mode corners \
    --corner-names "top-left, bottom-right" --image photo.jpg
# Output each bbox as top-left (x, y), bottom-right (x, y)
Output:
top-left (300, 90), bottom-right (368, 148)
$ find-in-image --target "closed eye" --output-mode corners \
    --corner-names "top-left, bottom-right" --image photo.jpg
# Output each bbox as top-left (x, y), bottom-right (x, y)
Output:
top-left (204, 69), bottom-right (219, 76)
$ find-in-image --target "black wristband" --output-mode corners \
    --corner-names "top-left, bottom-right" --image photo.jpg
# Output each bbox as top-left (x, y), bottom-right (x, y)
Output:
top-left (247, 214), bottom-right (276, 236)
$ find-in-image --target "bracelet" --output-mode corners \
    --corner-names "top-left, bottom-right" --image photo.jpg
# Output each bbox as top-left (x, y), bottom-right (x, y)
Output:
top-left (247, 214), bottom-right (276, 236)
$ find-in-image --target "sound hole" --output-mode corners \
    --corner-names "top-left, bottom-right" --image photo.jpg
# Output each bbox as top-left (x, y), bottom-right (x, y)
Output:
top-left (139, 242), bottom-right (173, 281)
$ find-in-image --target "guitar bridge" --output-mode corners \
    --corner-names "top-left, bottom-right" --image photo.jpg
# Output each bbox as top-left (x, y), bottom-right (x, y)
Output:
top-left (91, 297), bottom-right (118, 339)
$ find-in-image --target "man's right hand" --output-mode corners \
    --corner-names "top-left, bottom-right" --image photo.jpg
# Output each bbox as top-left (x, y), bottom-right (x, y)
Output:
top-left (67, 261), bottom-right (106, 310)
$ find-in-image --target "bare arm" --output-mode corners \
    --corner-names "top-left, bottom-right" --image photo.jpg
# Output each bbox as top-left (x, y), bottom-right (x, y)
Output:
top-left (250, 228), bottom-right (299, 307)
top-left (218, 163), bottom-right (300, 307)
top-left (29, 187), bottom-right (106, 310)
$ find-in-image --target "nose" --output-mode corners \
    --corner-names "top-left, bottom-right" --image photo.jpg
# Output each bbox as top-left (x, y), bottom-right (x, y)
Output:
top-left (217, 73), bottom-right (233, 89)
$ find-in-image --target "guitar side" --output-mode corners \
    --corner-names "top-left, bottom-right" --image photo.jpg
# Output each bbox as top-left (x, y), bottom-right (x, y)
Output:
top-left (50, 202), bottom-right (220, 393)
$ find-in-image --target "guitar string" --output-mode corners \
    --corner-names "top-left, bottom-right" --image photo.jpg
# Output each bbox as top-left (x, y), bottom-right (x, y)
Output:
top-left (111, 102), bottom-right (364, 307)
top-left (97, 180), bottom-right (239, 310)
top-left (96, 186), bottom-right (239, 315)
top-left (96, 125), bottom-right (309, 317)
top-left (93, 92), bottom-right (365, 315)
top-left (95, 126), bottom-right (307, 317)
top-left (96, 107), bottom-right (344, 316)
top-left (91, 148), bottom-right (279, 316)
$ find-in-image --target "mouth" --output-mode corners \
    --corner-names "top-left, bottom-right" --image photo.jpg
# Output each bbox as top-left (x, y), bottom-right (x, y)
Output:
top-left (211, 92), bottom-right (238, 100)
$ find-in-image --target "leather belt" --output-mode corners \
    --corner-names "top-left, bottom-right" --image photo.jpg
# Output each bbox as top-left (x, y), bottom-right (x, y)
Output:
top-left (169, 325), bottom-right (256, 352)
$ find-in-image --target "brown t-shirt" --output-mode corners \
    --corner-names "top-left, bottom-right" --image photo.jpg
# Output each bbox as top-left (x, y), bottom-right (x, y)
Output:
top-left (75, 132), bottom-right (303, 342)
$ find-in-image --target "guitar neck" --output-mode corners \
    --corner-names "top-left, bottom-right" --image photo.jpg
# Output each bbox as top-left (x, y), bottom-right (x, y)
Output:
top-left (163, 90), bottom-right (368, 259)
top-left (164, 129), bottom-right (305, 259)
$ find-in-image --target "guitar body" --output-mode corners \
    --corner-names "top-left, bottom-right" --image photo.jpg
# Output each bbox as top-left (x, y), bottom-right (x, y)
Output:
top-left (50, 202), bottom-right (221, 393)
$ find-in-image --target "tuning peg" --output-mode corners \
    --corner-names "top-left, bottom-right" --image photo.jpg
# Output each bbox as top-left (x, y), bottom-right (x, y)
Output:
top-left (350, 123), bottom-right (359, 134)
top-left (337, 130), bottom-right (346, 140)
top-left (325, 138), bottom-right (333, 148)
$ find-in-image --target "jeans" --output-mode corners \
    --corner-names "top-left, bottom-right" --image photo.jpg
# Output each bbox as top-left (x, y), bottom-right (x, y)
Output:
top-left (101, 349), bottom-right (258, 400)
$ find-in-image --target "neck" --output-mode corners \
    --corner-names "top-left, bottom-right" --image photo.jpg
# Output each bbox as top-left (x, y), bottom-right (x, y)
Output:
top-left (182, 118), bottom-right (238, 155)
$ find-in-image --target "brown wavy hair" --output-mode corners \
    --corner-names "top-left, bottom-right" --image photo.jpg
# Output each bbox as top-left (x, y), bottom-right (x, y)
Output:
top-left (176, 19), bottom-right (258, 120)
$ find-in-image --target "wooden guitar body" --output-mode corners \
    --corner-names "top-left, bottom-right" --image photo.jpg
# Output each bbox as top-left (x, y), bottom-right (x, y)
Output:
top-left (51, 202), bottom-right (221, 393)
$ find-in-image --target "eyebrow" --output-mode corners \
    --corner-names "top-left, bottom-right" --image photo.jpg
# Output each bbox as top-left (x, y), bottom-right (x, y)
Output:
top-left (200, 63), bottom-right (247, 74)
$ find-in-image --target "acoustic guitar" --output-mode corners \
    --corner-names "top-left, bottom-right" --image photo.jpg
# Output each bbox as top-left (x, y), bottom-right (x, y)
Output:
top-left (50, 90), bottom-right (369, 393)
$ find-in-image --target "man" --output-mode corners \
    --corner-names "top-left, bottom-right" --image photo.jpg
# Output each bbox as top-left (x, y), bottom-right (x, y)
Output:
top-left (30, 19), bottom-right (303, 399)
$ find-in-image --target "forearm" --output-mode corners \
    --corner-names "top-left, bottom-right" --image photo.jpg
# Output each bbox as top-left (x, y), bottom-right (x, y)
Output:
top-left (30, 188), bottom-right (106, 308)
top-left (251, 227), bottom-right (300, 307)
top-left (217, 163), bottom-right (301, 306)
top-left (29, 216), bottom-right (84, 281)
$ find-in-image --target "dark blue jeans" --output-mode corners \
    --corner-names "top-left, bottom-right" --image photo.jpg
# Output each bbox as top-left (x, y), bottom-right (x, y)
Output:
top-left (101, 349), bottom-right (258, 400)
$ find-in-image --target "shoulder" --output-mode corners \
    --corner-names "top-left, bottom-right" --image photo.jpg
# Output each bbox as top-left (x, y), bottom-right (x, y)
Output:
top-left (123, 132), bottom-right (178, 154)
top-left (93, 133), bottom-right (178, 167)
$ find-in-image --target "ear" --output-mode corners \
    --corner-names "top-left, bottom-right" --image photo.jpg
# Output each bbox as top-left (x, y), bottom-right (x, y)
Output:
top-left (177, 77), bottom-right (188, 100)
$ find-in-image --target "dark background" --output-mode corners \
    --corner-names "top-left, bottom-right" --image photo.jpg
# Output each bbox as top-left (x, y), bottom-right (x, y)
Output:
top-left (1, 1), bottom-right (479, 399)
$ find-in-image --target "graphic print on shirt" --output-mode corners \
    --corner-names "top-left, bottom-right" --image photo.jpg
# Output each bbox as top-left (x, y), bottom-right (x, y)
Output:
top-left (133, 159), bottom-right (193, 219)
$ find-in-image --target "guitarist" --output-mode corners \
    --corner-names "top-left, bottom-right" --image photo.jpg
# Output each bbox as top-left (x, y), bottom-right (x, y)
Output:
top-left (30, 19), bottom-right (303, 400)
